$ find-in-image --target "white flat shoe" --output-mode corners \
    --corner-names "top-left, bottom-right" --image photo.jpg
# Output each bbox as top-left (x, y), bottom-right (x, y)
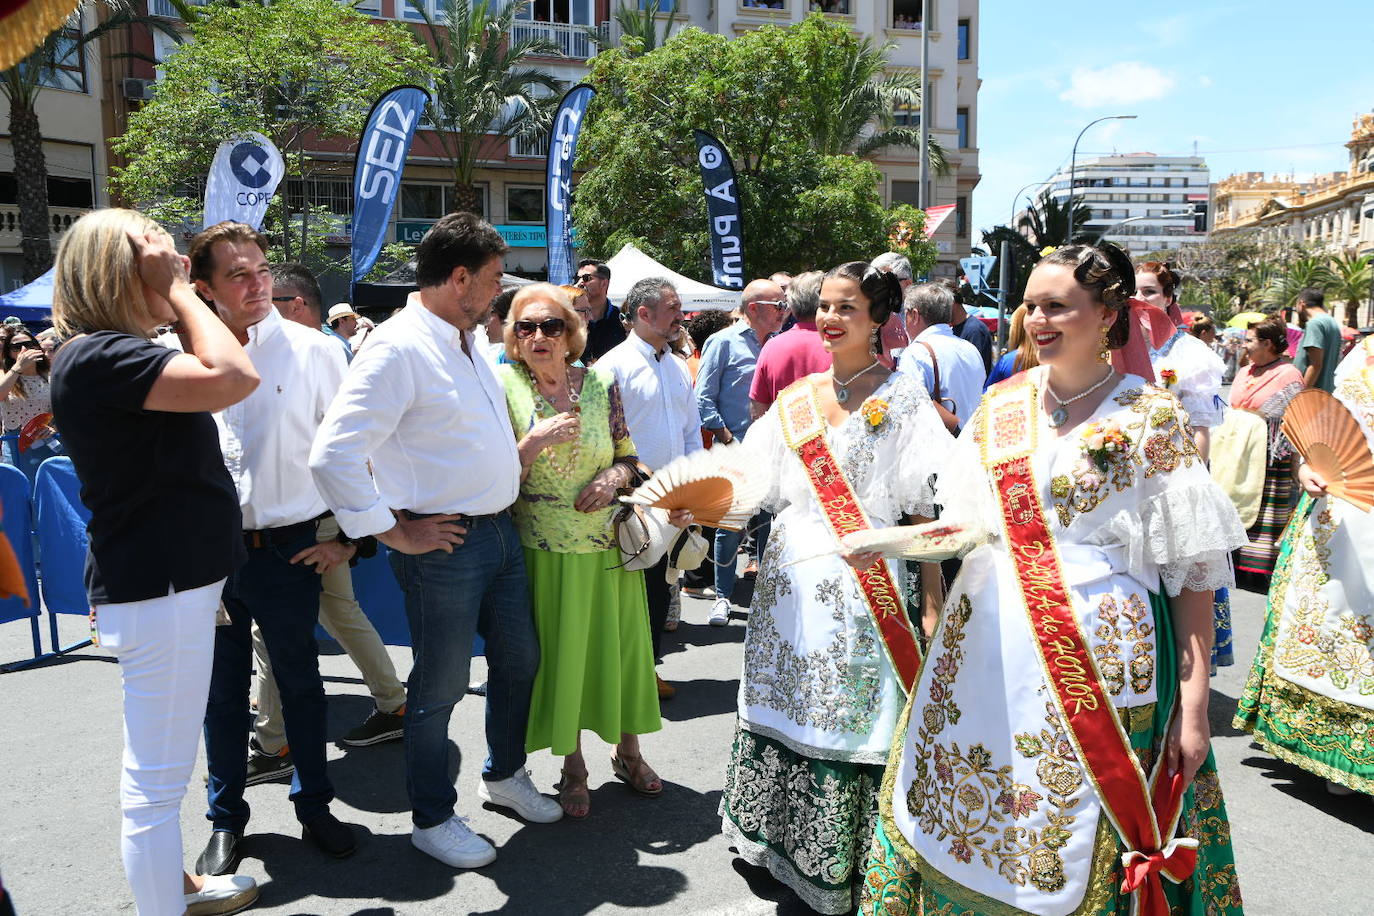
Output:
top-left (185, 873), bottom-right (259, 915)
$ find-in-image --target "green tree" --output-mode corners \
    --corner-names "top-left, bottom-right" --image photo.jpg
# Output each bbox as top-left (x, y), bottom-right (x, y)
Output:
top-left (2, 3), bottom-right (181, 280)
top-left (572, 19), bottom-right (938, 278)
top-left (1260, 255), bottom-right (1334, 314)
top-left (1328, 250), bottom-right (1373, 327)
top-left (588, 0), bottom-right (682, 57)
top-left (1017, 190), bottom-right (1094, 249)
top-left (408, 0), bottom-right (562, 215)
top-left (980, 225), bottom-right (1039, 308)
top-left (111, 0), bottom-right (430, 266)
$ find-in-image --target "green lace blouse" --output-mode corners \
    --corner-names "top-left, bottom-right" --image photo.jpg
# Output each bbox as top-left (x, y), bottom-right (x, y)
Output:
top-left (499, 364), bottom-right (639, 554)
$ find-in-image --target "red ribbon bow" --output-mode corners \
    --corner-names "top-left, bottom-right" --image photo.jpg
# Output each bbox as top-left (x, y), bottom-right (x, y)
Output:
top-left (1120, 838), bottom-right (1199, 916)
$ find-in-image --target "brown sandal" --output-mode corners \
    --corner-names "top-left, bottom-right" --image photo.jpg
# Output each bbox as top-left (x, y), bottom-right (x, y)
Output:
top-left (610, 753), bottom-right (662, 797)
top-left (556, 769), bottom-right (590, 818)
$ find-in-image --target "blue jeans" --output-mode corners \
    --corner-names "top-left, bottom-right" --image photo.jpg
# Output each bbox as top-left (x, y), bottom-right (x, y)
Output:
top-left (389, 512), bottom-right (539, 829)
top-left (204, 530), bottom-right (332, 832)
top-left (1, 433), bottom-right (60, 489)
top-left (713, 512), bottom-right (772, 602)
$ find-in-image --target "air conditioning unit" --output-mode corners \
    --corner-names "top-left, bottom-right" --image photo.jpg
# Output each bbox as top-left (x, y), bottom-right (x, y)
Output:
top-left (122, 78), bottom-right (156, 101)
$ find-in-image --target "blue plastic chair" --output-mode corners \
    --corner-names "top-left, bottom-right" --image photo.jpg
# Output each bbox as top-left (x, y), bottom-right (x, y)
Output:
top-left (32, 456), bottom-right (93, 655)
top-left (0, 463), bottom-right (41, 669)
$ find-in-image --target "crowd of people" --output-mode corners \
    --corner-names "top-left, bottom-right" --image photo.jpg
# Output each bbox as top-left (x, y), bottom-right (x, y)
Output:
top-left (3, 202), bottom-right (1370, 916)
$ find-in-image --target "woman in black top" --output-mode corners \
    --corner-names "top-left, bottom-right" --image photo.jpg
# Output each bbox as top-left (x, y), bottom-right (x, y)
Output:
top-left (49, 209), bottom-right (260, 916)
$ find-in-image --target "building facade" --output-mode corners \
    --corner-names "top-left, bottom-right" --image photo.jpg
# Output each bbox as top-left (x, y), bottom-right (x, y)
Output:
top-left (1212, 112), bottom-right (1374, 258)
top-left (2, 0), bottom-right (980, 297)
top-left (1027, 151), bottom-right (1209, 260)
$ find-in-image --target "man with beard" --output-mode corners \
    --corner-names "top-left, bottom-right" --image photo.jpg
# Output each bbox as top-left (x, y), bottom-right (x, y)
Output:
top-left (596, 277), bottom-right (701, 699)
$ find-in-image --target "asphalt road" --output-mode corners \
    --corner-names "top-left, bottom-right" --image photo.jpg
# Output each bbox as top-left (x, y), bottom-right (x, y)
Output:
top-left (1, 580), bottom-right (1370, 915)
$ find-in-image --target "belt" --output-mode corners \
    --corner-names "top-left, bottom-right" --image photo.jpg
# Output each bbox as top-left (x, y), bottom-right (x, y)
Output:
top-left (242, 512), bottom-right (331, 549)
top-left (407, 509), bottom-right (508, 525)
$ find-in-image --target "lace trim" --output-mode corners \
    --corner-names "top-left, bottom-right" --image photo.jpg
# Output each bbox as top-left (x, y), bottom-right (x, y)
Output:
top-left (1098, 484), bottom-right (1246, 596)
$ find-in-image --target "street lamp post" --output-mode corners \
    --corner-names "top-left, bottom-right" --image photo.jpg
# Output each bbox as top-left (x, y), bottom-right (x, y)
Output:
top-left (1010, 180), bottom-right (1046, 229)
top-left (1066, 114), bottom-right (1136, 244)
top-left (918, 0), bottom-right (930, 209)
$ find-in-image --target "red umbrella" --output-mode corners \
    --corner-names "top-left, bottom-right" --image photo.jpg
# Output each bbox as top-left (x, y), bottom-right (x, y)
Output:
top-left (0, 0), bottom-right (81, 71)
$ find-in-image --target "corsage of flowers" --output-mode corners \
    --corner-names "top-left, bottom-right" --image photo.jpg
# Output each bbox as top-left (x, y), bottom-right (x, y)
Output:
top-left (1081, 419), bottom-right (1130, 472)
top-left (1158, 367), bottom-right (1178, 389)
top-left (860, 396), bottom-right (890, 429)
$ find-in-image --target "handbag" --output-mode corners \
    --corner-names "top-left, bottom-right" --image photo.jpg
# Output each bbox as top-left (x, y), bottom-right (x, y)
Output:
top-left (609, 459), bottom-right (710, 573)
top-left (917, 340), bottom-right (962, 432)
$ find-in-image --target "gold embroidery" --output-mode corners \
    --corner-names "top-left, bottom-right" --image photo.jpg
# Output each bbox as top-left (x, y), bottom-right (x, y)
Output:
top-left (1091, 594), bottom-right (1155, 698)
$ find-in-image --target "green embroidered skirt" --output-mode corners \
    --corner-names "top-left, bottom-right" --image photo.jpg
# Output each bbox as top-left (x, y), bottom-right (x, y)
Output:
top-left (861, 594), bottom-right (1245, 916)
top-left (721, 725), bottom-right (884, 915)
top-left (1235, 495), bottom-right (1374, 794)
top-left (523, 546), bottom-right (661, 755)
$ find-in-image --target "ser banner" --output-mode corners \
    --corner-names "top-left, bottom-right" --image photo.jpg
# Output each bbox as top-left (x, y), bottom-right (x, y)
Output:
top-left (352, 85), bottom-right (431, 285)
top-left (692, 130), bottom-right (744, 290)
top-left (545, 83), bottom-right (595, 286)
top-left (203, 132), bottom-right (284, 231)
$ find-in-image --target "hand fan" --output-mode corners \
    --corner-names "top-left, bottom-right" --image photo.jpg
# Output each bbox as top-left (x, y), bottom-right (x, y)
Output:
top-left (1281, 389), bottom-right (1374, 510)
top-left (841, 520), bottom-right (985, 562)
top-left (18, 412), bottom-right (55, 453)
top-left (622, 442), bottom-right (767, 531)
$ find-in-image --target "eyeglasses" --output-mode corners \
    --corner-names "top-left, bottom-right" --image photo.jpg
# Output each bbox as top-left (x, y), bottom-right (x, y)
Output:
top-left (513, 318), bottom-right (567, 339)
top-left (9, 340), bottom-right (38, 351)
top-left (753, 300), bottom-right (788, 312)
top-left (574, 273), bottom-right (601, 284)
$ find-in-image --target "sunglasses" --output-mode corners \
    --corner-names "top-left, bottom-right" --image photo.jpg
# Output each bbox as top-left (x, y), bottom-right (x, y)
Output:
top-left (574, 273), bottom-right (601, 284)
top-left (513, 318), bottom-right (567, 339)
top-left (270, 295), bottom-right (299, 303)
top-left (9, 340), bottom-right (38, 351)
top-left (754, 300), bottom-right (788, 311)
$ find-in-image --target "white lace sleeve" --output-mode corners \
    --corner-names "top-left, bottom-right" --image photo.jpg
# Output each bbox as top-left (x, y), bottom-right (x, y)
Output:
top-left (933, 406), bottom-right (1002, 534)
top-left (892, 383), bottom-right (952, 518)
top-left (742, 404), bottom-right (791, 515)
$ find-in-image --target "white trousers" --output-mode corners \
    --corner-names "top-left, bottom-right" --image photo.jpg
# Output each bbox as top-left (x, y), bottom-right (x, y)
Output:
top-left (95, 579), bottom-right (223, 916)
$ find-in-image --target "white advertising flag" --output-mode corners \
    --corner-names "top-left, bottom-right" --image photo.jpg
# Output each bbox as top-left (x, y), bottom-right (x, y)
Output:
top-left (202, 131), bottom-right (285, 230)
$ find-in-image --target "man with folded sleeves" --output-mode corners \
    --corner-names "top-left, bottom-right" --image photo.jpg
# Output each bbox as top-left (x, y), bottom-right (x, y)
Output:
top-left (189, 221), bottom-right (356, 876)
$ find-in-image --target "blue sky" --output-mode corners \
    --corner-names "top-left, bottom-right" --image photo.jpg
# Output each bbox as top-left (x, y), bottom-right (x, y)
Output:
top-left (970, 0), bottom-right (1374, 241)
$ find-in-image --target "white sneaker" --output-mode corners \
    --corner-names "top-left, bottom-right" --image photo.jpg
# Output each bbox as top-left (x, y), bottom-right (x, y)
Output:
top-left (709, 597), bottom-right (732, 627)
top-left (477, 768), bottom-right (563, 823)
top-left (412, 815), bottom-right (497, 868)
top-left (185, 873), bottom-right (259, 916)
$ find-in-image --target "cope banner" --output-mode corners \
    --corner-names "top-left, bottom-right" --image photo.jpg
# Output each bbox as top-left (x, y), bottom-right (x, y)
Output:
top-left (352, 85), bottom-right (431, 284)
top-left (692, 130), bottom-right (744, 290)
top-left (544, 84), bottom-right (595, 286)
top-left (203, 132), bottom-right (284, 230)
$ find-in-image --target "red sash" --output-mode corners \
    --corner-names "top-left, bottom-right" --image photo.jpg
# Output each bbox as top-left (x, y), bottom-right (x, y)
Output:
top-left (777, 381), bottom-right (921, 693)
top-left (981, 377), bottom-right (1196, 916)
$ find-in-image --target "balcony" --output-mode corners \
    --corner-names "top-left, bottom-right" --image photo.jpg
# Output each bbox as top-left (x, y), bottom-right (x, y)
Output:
top-left (148, 0), bottom-right (204, 20)
top-left (0, 206), bottom-right (89, 253)
top-left (512, 20), bottom-right (607, 60)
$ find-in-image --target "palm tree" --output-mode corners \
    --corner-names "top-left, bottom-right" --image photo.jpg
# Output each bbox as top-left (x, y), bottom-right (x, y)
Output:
top-left (800, 34), bottom-right (947, 175)
top-left (1017, 190), bottom-right (1094, 250)
top-left (1, 3), bottom-right (181, 280)
top-left (408, 0), bottom-right (562, 214)
top-left (1260, 255), bottom-right (1334, 314)
top-left (1328, 250), bottom-right (1373, 327)
top-left (588, 0), bottom-right (681, 57)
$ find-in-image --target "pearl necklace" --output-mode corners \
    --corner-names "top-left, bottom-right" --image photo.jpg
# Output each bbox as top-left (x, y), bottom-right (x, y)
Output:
top-left (832, 358), bottom-right (881, 404)
top-left (1044, 367), bottom-right (1116, 429)
top-left (527, 365), bottom-right (583, 478)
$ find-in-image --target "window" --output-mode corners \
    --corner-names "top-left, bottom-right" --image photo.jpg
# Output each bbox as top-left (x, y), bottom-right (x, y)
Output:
top-left (37, 28), bottom-right (87, 93)
top-left (957, 19), bottom-right (970, 59)
top-left (894, 103), bottom-right (920, 129)
top-left (891, 0), bottom-right (924, 30)
top-left (810, 1), bottom-right (851, 12)
top-left (506, 185), bottom-right (544, 223)
top-left (0, 174), bottom-right (93, 208)
top-left (740, 1), bottom-right (784, 9)
top-left (957, 108), bottom-right (969, 149)
top-left (353, 0), bottom-right (380, 13)
top-left (891, 180), bottom-right (920, 207)
top-left (641, 0), bottom-right (678, 9)
top-left (400, 183), bottom-right (488, 220)
top-left (284, 179), bottom-right (352, 216)
top-left (955, 196), bottom-right (968, 236)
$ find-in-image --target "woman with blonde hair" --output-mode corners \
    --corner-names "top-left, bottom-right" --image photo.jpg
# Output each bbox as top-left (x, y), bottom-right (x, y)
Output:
top-left (49, 209), bottom-right (260, 915)
top-left (496, 283), bottom-right (661, 819)
top-left (983, 303), bottom-right (1038, 388)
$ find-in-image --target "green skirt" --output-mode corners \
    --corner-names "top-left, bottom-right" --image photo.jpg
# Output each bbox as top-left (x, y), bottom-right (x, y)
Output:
top-left (1234, 495), bottom-right (1374, 794)
top-left (861, 593), bottom-right (1244, 916)
top-left (523, 546), bottom-right (661, 755)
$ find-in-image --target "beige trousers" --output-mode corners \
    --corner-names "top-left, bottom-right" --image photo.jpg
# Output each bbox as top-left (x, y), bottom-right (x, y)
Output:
top-left (252, 517), bottom-right (407, 754)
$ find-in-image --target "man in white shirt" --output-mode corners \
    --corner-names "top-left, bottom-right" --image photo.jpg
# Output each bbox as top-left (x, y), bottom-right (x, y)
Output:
top-left (188, 223), bottom-right (356, 877)
top-left (255, 262), bottom-right (409, 763)
top-left (597, 278), bottom-right (700, 696)
top-left (310, 213), bottom-right (560, 871)
top-left (896, 281), bottom-right (987, 429)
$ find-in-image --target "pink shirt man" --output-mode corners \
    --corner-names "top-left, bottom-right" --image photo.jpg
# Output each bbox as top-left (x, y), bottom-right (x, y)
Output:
top-left (748, 319), bottom-right (832, 411)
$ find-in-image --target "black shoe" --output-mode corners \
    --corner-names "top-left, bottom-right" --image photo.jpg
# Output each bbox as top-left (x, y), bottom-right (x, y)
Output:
top-left (195, 830), bottom-right (242, 876)
top-left (339, 707), bottom-right (405, 747)
top-left (302, 812), bottom-right (357, 859)
top-left (245, 747), bottom-right (294, 787)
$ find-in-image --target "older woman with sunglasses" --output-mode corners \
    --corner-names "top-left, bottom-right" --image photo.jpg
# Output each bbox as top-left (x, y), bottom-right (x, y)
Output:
top-left (497, 283), bottom-right (661, 819)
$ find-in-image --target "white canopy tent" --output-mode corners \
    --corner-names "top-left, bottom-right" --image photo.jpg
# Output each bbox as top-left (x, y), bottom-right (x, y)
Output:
top-left (604, 243), bottom-right (742, 311)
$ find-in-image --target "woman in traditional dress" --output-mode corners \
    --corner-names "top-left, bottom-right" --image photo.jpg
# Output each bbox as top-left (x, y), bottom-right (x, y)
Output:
top-left (1229, 316), bottom-right (1304, 582)
top-left (720, 262), bottom-right (952, 914)
top-left (1136, 262), bottom-right (1234, 669)
top-left (1235, 333), bottom-right (1374, 797)
top-left (498, 284), bottom-right (662, 819)
top-left (862, 243), bottom-right (1248, 916)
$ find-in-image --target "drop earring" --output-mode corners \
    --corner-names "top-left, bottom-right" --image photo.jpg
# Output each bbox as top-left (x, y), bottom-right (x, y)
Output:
top-left (1098, 325), bottom-right (1111, 363)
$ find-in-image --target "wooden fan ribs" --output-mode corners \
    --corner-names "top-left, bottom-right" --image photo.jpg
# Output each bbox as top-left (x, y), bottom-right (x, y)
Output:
top-left (1281, 389), bottom-right (1374, 511)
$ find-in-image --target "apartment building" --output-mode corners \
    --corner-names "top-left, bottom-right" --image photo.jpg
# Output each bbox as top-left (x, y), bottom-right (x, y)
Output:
top-left (1212, 112), bottom-right (1374, 258)
top-left (1028, 152), bottom-right (1209, 260)
top-left (3, 0), bottom-right (980, 294)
